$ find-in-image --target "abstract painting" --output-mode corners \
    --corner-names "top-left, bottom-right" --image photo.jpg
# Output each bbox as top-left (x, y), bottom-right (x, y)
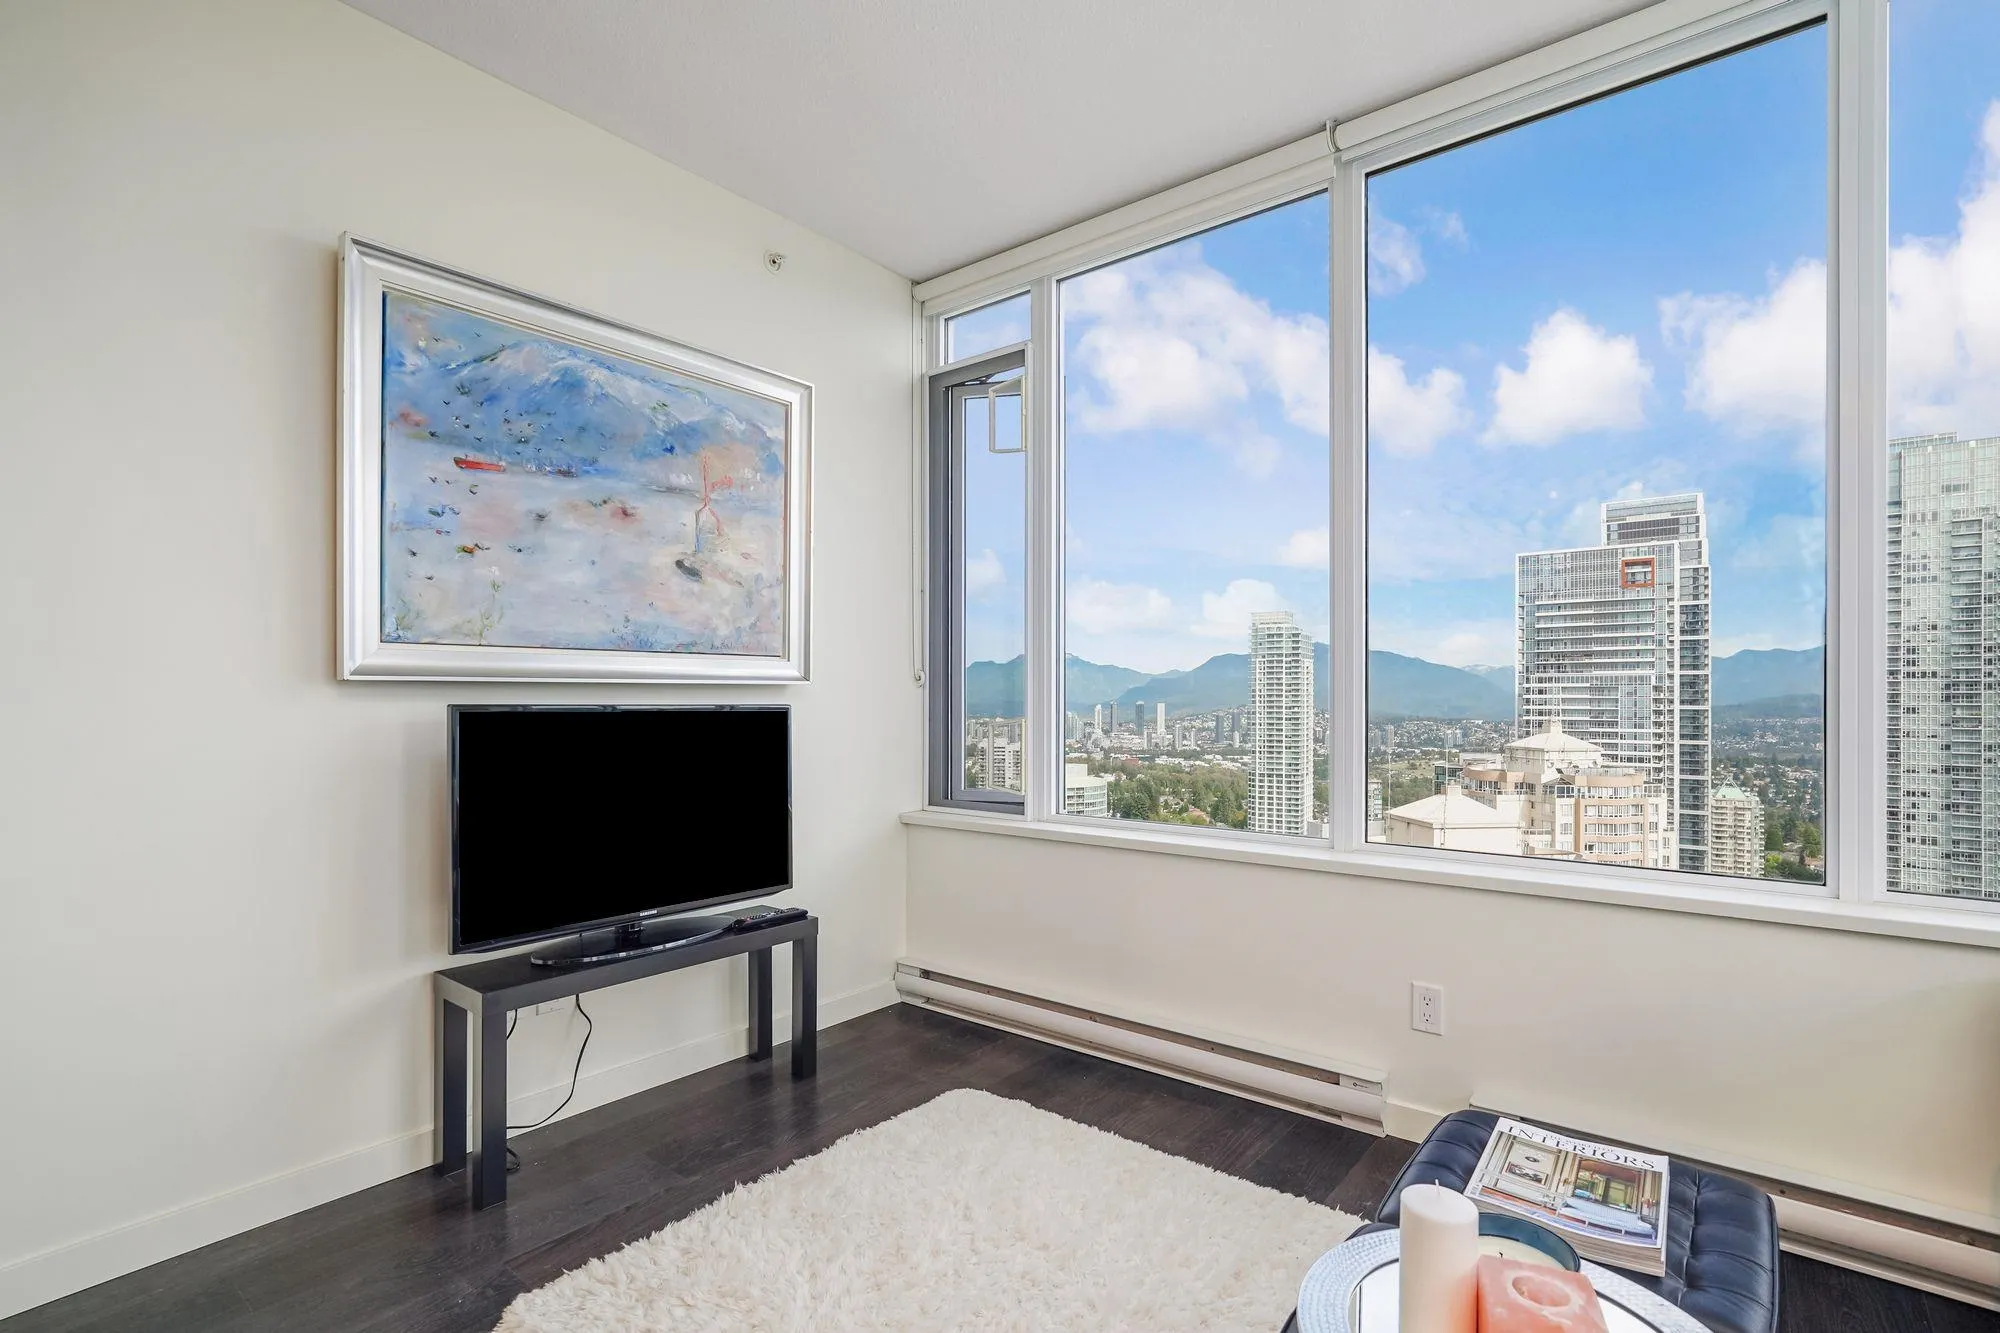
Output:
top-left (339, 238), bottom-right (811, 682)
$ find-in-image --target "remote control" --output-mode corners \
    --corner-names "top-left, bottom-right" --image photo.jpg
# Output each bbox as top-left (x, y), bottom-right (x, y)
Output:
top-left (728, 905), bottom-right (808, 931)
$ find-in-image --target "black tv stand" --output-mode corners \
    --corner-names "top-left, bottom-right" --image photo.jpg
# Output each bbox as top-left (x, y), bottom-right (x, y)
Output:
top-left (529, 913), bottom-right (734, 967)
top-left (434, 908), bottom-right (816, 1208)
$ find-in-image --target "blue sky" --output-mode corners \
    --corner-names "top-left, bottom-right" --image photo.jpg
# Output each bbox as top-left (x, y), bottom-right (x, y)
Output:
top-left (1367, 26), bottom-right (1828, 667)
top-left (1057, 197), bottom-right (1331, 674)
top-left (960, 1), bottom-right (2000, 678)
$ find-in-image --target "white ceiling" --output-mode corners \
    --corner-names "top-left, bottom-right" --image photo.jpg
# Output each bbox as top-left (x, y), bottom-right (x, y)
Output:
top-left (341, 0), bottom-right (1652, 281)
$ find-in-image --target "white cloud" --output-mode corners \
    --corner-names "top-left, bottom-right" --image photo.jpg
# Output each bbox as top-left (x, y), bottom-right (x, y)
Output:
top-left (1064, 250), bottom-right (1330, 440)
top-left (1437, 629), bottom-right (1503, 667)
top-left (1370, 210), bottom-right (1470, 298)
top-left (1067, 579), bottom-right (1176, 635)
top-left (1486, 308), bottom-right (1652, 445)
top-left (1641, 99), bottom-right (2000, 450)
top-left (1560, 480), bottom-right (1648, 547)
top-left (1369, 506), bottom-right (1547, 584)
top-left (1229, 432), bottom-right (1282, 479)
top-left (1424, 208), bottom-right (1469, 247)
top-left (1729, 513), bottom-right (1826, 575)
top-left (1661, 260), bottom-right (1826, 438)
top-left (1278, 526), bottom-right (1330, 569)
top-left (964, 548), bottom-right (1005, 596)
top-left (1371, 617), bottom-right (1516, 668)
top-left (1673, 101), bottom-right (2000, 444)
top-left (1369, 214), bottom-right (1425, 296)
top-left (1369, 346), bottom-right (1469, 456)
top-left (1888, 102), bottom-right (2000, 438)
top-left (1192, 578), bottom-right (1286, 640)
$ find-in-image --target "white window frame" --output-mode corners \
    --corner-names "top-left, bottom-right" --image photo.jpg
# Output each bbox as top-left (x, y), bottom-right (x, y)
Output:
top-left (907, 0), bottom-right (2000, 949)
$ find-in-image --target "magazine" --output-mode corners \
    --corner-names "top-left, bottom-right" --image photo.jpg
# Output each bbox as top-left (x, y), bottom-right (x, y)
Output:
top-left (1462, 1118), bottom-right (1670, 1276)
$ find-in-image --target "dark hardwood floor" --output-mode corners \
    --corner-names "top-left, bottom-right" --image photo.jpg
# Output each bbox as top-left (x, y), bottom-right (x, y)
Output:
top-left (5, 1003), bottom-right (1991, 1332)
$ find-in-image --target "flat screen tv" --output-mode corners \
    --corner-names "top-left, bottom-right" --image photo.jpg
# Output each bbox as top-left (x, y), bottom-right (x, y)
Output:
top-left (450, 705), bottom-right (792, 957)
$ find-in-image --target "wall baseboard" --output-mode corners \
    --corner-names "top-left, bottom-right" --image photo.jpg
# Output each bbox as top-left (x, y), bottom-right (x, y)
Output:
top-left (0, 976), bottom-right (899, 1322)
top-left (895, 962), bottom-right (1386, 1132)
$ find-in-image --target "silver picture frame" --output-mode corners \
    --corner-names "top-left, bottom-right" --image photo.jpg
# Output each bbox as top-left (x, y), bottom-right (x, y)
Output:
top-left (337, 235), bottom-right (812, 683)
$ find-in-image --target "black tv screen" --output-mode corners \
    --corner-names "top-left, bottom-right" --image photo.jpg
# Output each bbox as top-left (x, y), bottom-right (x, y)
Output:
top-left (450, 705), bottom-right (792, 952)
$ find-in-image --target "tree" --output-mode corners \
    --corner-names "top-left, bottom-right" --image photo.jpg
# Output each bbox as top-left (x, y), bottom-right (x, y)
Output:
top-left (1767, 855), bottom-right (1822, 883)
top-left (1098, 761), bottom-right (1248, 829)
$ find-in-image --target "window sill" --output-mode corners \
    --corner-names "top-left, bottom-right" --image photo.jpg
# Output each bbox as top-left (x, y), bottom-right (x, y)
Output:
top-left (899, 808), bottom-right (2000, 950)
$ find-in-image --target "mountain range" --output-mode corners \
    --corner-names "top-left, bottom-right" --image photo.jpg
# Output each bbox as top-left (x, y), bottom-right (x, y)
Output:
top-left (964, 645), bottom-right (1824, 722)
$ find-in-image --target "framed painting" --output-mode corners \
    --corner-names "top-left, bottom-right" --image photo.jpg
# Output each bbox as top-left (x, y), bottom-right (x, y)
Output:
top-left (337, 236), bottom-right (811, 682)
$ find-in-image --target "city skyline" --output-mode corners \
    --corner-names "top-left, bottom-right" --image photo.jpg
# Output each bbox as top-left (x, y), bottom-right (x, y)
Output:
top-left (1036, 476), bottom-right (1817, 878)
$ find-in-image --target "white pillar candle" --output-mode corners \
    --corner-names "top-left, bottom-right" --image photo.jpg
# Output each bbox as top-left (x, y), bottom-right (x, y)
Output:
top-left (1399, 1183), bottom-right (1480, 1333)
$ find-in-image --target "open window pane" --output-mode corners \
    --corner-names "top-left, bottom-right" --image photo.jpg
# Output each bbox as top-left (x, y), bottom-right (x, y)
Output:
top-left (947, 294), bottom-right (1030, 364)
top-left (1364, 28), bottom-right (1828, 882)
top-left (1059, 194), bottom-right (1330, 834)
top-left (929, 349), bottom-right (1026, 810)
top-left (1886, 0), bottom-right (2000, 899)
top-left (962, 373), bottom-right (1026, 795)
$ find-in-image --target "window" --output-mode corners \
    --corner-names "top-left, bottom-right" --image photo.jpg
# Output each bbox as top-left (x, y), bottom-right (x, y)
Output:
top-left (947, 294), bottom-right (1030, 364)
top-left (1363, 26), bottom-right (1829, 885)
top-left (1058, 195), bottom-right (1330, 835)
top-left (1886, 0), bottom-right (2000, 900)
top-left (927, 348), bottom-right (1027, 809)
top-left (916, 0), bottom-right (2000, 932)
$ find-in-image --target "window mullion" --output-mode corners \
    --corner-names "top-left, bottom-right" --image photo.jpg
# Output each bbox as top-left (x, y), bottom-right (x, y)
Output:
top-left (914, 306), bottom-right (938, 699)
top-left (1828, 0), bottom-right (1890, 902)
top-left (1329, 160), bottom-right (1369, 852)
top-left (1024, 275), bottom-right (1063, 822)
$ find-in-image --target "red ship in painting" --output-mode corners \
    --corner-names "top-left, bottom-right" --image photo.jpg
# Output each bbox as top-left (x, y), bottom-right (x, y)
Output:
top-left (453, 455), bottom-right (506, 473)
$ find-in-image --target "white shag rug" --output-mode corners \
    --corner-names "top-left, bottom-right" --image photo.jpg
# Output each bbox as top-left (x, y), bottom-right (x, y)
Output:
top-left (493, 1087), bottom-right (1361, 1332)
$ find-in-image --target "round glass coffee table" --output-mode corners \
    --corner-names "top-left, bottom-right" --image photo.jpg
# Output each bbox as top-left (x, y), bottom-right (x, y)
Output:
top-left (1296, 1230), bottom-right (1710, 1333)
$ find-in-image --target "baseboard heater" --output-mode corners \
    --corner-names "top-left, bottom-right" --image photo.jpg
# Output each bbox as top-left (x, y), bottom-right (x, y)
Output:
top-left (1775, 1199), bottom-right (2000, 1313)
top-left (894, 963), bottom-right (1387, 1132)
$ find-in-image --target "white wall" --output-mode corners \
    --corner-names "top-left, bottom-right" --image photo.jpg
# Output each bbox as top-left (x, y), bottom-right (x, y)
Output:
top-left (0, 0), bottom-right (916, 1316)
top-left (908, 828), bottom-right (2000, 1228)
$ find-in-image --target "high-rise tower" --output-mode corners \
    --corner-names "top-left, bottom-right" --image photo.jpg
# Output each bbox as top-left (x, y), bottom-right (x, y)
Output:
top-left (1517, 493), bottom-right (1711, 872)
top-left (1887, 433), bottom-right (2000, 899)
top-left (1248, 611), bottom-right (1313, 835)
top-left (1708, 786), bottom-right (1766, 879)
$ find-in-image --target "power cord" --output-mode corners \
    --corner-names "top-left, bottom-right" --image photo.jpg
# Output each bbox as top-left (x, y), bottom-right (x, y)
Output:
top-left (502, 994), bottom-right (594, 1175)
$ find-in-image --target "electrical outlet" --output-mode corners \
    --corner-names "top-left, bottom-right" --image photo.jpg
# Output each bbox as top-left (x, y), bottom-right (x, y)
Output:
top-left (1410, 982), bottom-right (1445, 1035)
top-left (534, 997), bottom-right (572, 1017)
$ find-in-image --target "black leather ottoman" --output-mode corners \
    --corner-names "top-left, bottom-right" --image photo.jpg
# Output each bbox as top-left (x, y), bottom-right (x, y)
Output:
top-left (1354, 1111), bottom-right (1780, 1333)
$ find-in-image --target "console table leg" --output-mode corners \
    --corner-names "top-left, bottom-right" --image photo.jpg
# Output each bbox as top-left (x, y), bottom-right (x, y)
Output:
top-left (791, 934), bottom-right (817, 1080)
top-left (748, 948), bottom-right (773, 1062)
top-left (473, 1003), bottom-right (508, 1208)
top-left (436, 995), bottom-right (467, 1175)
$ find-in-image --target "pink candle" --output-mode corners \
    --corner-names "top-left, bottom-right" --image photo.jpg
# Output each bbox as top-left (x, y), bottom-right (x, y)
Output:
top-left (1399, 1183), bottom-right (1480, 1333)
